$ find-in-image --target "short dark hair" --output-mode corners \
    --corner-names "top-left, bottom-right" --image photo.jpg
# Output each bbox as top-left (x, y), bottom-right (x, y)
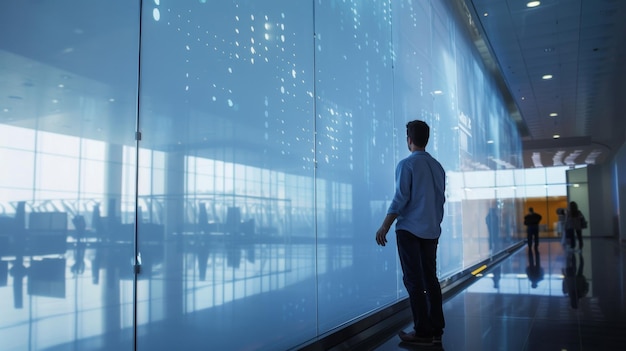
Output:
top-left (406, 120), bottom-right (430, 148)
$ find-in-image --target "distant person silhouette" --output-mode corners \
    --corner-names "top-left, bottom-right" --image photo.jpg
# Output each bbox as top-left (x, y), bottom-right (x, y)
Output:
top-left (9, 256), bottom-right (27, 309)
top-left (486, 207), bottom-right (500, 252)
top-left (565, 201), bottom-right (585, 250)
top-left (524, 207), bottom-right (542, 249)
top-left (556, 208), bottom-right (566, 246)
top-left (71, 241), bottom-right (86, 275)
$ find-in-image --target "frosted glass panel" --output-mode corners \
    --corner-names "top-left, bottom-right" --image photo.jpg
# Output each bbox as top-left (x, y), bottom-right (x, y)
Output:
top-left (546, 166), bottom-right (568, 184)
top-left (313, 0), bottom-right (397, 333)
top-left (465, 171), bottom-right (496, 188)
top-left (392, 0), bottom-right (523, 276)
top-left (0, 0), bottom-right (139, 350)
top-left (525, 168), bottom-right (547, 185)
top-left (136, 1), bottom-right (317, 350)
top-left (496, 169), bottom-right (516, 186)
top-left (525, 185), bottom-right (548, 198)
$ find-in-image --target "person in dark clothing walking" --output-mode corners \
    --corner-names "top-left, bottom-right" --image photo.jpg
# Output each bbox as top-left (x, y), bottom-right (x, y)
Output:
top-left (565, 201), bottom-right (585, 250)
top-left (376, 120), bottom-right (446, 347)
top-left (524, 207), bottom-right (542, 249)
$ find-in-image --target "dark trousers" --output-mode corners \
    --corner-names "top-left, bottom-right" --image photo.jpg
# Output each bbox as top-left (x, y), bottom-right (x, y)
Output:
top-left (527, 227), bottom-right (539, 248)
top-left (565, 228), bottom-right (583, 249)
top-left (396, 230), bottom-right (445, 337)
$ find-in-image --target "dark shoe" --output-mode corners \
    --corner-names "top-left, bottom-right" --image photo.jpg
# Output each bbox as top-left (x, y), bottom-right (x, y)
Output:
top-left (399, 331), bottom-right (433, 346)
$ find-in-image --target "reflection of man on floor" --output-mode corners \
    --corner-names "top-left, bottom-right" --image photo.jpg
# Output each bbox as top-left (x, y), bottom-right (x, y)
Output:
top-left (526, 248), bottom-right (544, 288)
top-left (524, 207), bottom-right (542, 249)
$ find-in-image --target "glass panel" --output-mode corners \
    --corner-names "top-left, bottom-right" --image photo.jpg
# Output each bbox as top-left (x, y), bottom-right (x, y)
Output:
top-left (314, 0), bottom-right (396, 333)
top-left (391, 0), bottom-right (524, 291)
top-left (546, 165), bottom-right (568, 184)
top-left (464, 170), bottom-right (496, 188)
top-left (546, 184), bottom-right (567, 197)
top-left (0, 1), bottom-right (139, 350)
top-left (525, 185), bottom-right (548, 198)
top-left (514, 168), bottom-right (527, 187)
top-left (136, 1), bottom-right (316, 349)
top-left (0, 148), bottom-right (35, 191)
top-left (525, 168), bottom-right (547, 185)
top-left (496, 169), bottom-right (515, 186)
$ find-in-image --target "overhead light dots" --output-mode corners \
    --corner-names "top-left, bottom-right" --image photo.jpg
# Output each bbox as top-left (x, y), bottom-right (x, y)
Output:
top-left (153, 0), bottom-right (160, 21)
top-left (526, 1), bottom-right (541, 8)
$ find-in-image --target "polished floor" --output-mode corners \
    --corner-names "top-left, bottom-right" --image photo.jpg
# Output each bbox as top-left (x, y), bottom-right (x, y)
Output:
top-left (372, 237), bottom-right (626, 351)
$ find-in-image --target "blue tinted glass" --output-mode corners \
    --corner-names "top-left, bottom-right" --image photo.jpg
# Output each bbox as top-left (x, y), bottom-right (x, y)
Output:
top-left (136, 1), bottom-right (316, 349)
top-left (0, 0), bottom-right (139, 350)
top-left (314, 0), bottom-right (397, 333)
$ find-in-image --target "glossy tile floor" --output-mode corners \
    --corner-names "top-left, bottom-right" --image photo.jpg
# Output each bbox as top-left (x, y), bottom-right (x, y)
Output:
top-left (372, 237), bottom-right (626, 351)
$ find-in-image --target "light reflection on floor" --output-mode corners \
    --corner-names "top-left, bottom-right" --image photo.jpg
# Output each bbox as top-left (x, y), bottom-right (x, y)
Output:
top-left (374, 238), bottom-right (626, 351)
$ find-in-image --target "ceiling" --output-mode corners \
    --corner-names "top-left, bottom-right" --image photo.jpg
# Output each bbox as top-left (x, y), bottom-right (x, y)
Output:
top-left (463, 0), bottom-right (626, 168)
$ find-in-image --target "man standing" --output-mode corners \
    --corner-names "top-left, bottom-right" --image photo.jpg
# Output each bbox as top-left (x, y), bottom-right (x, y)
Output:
top-left (524, 207), bottom-right (542, 249)
top-left (376, 120), bottom-right (446, 346)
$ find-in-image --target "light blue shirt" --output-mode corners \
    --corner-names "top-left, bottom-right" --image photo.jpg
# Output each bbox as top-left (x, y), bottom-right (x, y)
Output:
top-left (387, 151), bottom-right (446, 239)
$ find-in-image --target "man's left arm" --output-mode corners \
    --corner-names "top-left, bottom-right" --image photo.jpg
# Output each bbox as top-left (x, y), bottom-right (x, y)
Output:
top-left (376, 213), bottom-right (398, 246)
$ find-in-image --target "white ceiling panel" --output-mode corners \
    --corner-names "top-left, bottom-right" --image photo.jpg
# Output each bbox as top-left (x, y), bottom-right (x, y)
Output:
top-left (466, 0), bottom-right (626, 167)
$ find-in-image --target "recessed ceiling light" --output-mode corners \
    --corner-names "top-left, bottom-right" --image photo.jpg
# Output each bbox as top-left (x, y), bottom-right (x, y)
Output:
top-left (553, 134), bottom-right (560, 139)
top-left (544, 47), bottom-right (554, 53)
top-left (542, 74), bottom-right (553, 80)
top-left (549, 113), bottom-right (558, 117)
top-left (527, 1), bottom-right (541, 8)
top-left (483, 12), bottom-right (488, 17)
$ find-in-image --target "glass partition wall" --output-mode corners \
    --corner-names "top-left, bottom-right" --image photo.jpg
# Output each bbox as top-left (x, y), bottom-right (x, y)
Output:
top-left (0, 1), bottom-right (525, 350)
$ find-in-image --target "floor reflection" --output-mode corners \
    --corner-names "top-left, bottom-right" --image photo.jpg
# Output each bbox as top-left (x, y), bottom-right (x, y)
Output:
top-left (0, 235), bottom-right (318, 350)
top-left (375, 237), bottom-right (626, 351)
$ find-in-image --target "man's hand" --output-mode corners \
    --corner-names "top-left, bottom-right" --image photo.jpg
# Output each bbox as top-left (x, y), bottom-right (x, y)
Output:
top-left (376, 214), bottom-right (397, 246)
top-left (376, 226), bottom-right (388, 246)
